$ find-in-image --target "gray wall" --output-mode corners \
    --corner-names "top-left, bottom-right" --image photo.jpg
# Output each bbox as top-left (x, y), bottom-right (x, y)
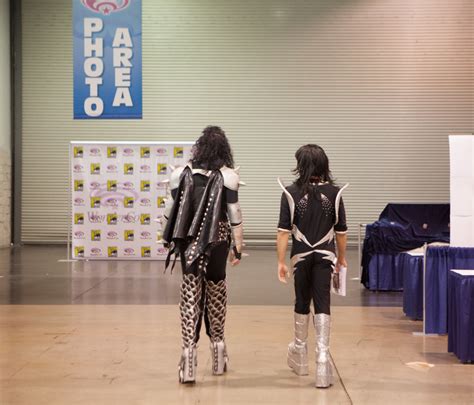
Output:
top-left (21, 0), bottom-right (473, 243)
top-left (0, 0), bottom-right (11, 247)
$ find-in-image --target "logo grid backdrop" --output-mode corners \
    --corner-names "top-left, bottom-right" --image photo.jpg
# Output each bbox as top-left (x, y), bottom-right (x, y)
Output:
top-left (71, 142), bottom-right (192, 259)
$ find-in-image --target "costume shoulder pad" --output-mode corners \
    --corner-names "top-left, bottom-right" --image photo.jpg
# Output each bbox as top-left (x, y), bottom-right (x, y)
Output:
top-left (169, 166), bottom-right (186, 190)
top-left (220, 166), bottom-right (240, 191)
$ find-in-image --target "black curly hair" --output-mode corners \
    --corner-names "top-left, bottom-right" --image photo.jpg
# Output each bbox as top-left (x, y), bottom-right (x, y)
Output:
top-left (293, 144), bottom-right (334, 194)
top-left (191, 126), bottom-right (234, 170)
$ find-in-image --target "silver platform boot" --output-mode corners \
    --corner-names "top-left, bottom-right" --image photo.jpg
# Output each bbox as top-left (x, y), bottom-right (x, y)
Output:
top-left (178, 273), bottom-right (203, 384)
top-left (314, 313), bottom-right (333, 388)
top-left (205, 279), bottom-right (229, 375)
top-left (287, 313), bottom-right (310, 376)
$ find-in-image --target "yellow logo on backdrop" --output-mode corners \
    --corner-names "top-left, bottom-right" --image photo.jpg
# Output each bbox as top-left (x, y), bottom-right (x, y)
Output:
top-left (107, 147), bottom-right (117, 158)
top-left (141, 180), bottom-right (150, 192)
top-left (141, 246), bottom-right (151, 258)
top-left (91, 230), bottom-right (101, 241)
top-left (74, 146), bottom-right (83, 158)
top-left (140, 214), bottom-right (151, 225)
top-left (157, 164), bottom-right (167, 175)
top-left (108, 247), bottom-right (118, 258)
top-left (74, 213), bottom-right (84, 225)
top-left (74, 180), bottom-right (84, 192)
top-left (107, 214), bottom-right (118, 225)
top-left (174, 147), bottom-right (184, 158)
top-left (90, 163), bottom-right (100, 175)
top-left (124, 197), bottom-right (134, 208)
top-left (124, 230), bottom-right (134, 241)
top-left (107, 180), bottom-right (117, 191)
top-left (124, 164), bottom-right (134, 175)
top-left (75, 246), bottom-right (85, 257)
top-left (140, 147), bottom-right (150, 158)
top-left (157, 197), bottom-right (165, 208)
top-left (90, 197), bottom-right (101, 208)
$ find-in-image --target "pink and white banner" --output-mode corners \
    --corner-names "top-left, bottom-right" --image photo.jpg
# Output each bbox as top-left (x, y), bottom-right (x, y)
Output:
top-left (71, 141), bottom-right (193, 259)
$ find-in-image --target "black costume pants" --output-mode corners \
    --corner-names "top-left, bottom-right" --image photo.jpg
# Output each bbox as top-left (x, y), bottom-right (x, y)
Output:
top-left (293, 253), bottom-right (332, 315)
top-left (181, 241), bottom-right (229, 343)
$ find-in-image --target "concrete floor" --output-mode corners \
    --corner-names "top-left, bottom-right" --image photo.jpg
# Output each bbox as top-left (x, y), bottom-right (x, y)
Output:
top-left (0, 246), bottom-right (472, 405)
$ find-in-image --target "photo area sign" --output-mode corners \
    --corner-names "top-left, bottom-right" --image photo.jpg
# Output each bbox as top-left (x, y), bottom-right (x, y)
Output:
top-left (73, 0), bottom-right (142, 119)
top-left (71, 142), bottom-right (193, 260)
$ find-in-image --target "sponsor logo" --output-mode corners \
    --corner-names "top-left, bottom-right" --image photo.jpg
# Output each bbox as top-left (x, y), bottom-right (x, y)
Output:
top-left (90, 248), bottom-right (102, 257)
top-left (139, 198), bottom-right (151, 207)
top-left (123, 181), bottom-right (134, 190)
top-left (157, 246), bottom-right (168, 255)
top-left (104, 198), bottom-right (119, 208)
top-left (140, 147), bottom-right (150, 158)
top-left (91, 230), bottom-right (101, 241)
top-left (107, 231), bottom-right (119, 239)
top-left (107, 147), bottom-right (117, 158)
top-left (90, 147), bottom-right (101, 156)
top-left (74, 214), bottom-right (85, 225)
top-left (124, 230), bottom-right (134, 241)
top-left (90, 197), bottom-right (101, 208)
top-left (156, 182), bottom-right (167, 190)
top-left (174, 147), bottom-right (184, 158)
top-left (124, 163), bottom-right (134, 175)
top-left (140, 164), bottom-right (151, 173)
top-left (74, 146), bottom-right (83, 158)
top-left (107, 214), bottom-right (118, 225)
top-left (107, 164), bottom-right (118, 173)
top-left (107, 180), bottom-right (117, 191)
top-left (124, 247), bottom-right (135, 256)
top-left (140, 231), bottom-right (151, 240)
top-left (157, 164), bottom-right (167, 175)
top-left (124, 197), bottom-right (134, 208)
top-left (123, 147), bottom-right (134, 157)
top-left (90, 181), bottom-right (100, 189)
top-left (140, 214), bottom-right (151, 225)
top-left (122, 213), bottom-right (137, 223)
top-left (91, 163), bottom-right (100, 175)
top-left (88, 212), bottom-right (106, 223)
top-left (157, 197), bottom-right (166, 208)
top-left (74, 197), bottom-right (85, 206)
top-left (75, 246), bottom-right (85, 258)
top-left (140, 180), bottom-right (150, 192)
top-left (156, 147), bottom-right (168, 156)
top-left (141, 246), bottom-right (151, 258)
top-left (81, 0), bottom-right (130, 16)
top-left (73, 164), bottom-right (84, 173)
top-left (74, 231), bottom-right (85, 239)
top-left (108, 246), bottom-right (118, 258)
top-left (74, 180), bottom-right (84, 192)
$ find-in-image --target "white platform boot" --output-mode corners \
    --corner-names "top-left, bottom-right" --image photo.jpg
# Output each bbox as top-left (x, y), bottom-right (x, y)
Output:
top-left (287, 313), bottom-right (310, 376)
top-left (314, 313), bottom-right (333, 388)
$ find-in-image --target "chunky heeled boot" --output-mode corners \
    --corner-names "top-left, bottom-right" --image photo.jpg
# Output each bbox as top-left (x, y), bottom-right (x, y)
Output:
top-left (314, 313), bottom-right (333, 388)
top-left (287, 313), bottom-right (310, 376)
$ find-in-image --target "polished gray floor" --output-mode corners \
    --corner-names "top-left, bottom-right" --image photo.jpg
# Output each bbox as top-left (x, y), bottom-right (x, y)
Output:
top-left (0, 245), bottom-right (402, 307)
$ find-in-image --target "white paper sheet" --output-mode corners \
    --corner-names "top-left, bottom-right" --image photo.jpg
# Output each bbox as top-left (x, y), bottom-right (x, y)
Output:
top-left (331, 266), bottom-right (347, 296)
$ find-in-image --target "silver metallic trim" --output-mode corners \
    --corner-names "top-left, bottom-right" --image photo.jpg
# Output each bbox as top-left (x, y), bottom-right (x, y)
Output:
top-left (314, 313), bottom-right (333, 388)
top-left (277, 228), bottom-right (292, 233)
top-left (169, 166), bottom-right (185, 190)
top-left (220, 166), bottom-right (240, 191)
top-left (287, 313), bottom-right (310, 376)
top-left (335, 183), bottom-right (349, 225)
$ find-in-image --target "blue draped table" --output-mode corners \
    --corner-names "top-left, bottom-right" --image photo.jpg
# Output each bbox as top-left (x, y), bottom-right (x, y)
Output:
top-left (402, 251), bottom-right (424, 320)
top-left (426, 246), bottom-right (474, 334)
top-left (366, 253), bottom-right (405, 291)
top-left (448, 270), bottom-right (474, 363)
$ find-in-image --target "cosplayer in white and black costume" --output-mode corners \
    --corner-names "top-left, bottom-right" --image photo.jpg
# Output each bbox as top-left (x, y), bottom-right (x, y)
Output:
top-left (162, 126), bottom-right (243, 384)
top-left (277, 144), bottom-right (348, 388)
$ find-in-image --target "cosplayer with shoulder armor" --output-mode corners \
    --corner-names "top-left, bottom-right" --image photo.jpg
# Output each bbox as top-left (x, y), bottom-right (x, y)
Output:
top-left (161, 126), bottom-right (244, 384)
top-left (276, 144), bottom-right (348, 388)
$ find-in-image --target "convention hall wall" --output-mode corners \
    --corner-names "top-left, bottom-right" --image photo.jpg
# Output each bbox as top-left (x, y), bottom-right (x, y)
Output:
top-left (20, 0), bottom-right (473, 243)
top-left (0, 0), bottom-right (11, 247)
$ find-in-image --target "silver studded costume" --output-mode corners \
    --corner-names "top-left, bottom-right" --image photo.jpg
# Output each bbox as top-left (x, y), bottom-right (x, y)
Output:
top-left (278, 178), bottom-right (347, 388)
top-left (163, 164), bottom-right (243, 383)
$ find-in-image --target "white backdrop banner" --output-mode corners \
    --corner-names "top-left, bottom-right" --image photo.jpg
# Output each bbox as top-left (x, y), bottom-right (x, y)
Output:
top-left (70, 141), bottom-right (193, 259)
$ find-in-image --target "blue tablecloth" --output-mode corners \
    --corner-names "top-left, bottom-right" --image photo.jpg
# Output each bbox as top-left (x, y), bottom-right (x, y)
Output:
top-left (448, 270), bottom-right (474, 363)
top-left (366, 253), bottom-right (404, 291)
top-left (426, 246), bottom-right (474, 334)
top-left (402, 253), bottom-right (424, 320)
top-left (361, 203), bottom-right (450, 290)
